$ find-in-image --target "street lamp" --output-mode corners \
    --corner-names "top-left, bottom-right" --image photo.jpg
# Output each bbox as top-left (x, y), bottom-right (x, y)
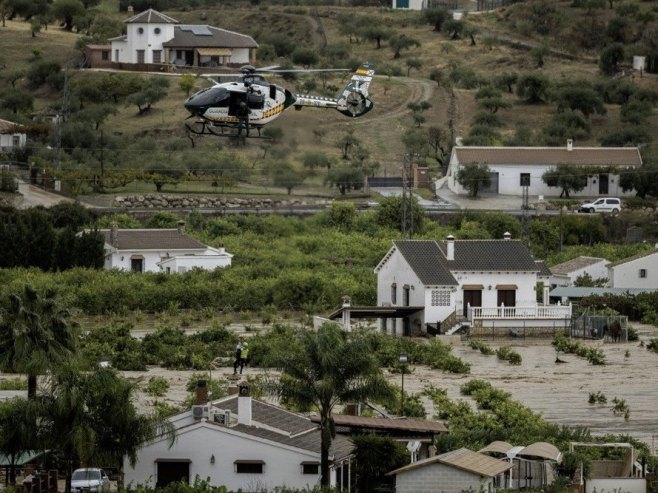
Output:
top-left (399, 353), bottom-right (408, 416)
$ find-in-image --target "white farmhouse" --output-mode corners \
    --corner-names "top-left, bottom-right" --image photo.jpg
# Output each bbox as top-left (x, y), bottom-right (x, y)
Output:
top-left (370, 234), bottom-right (571, 336)
top-left (446, 142), bottom-right (642, 197)
top-left (109, 9), bottom-right (258, 68)
top-left (0, 119), bottom-right (26, 152)
top-left (100, 221), bottom-right (232, 273)
top-left (608, 246), bottom-right (658, 290)
top-left (123, 386), bottom-right (352, 491)
top-left (392, 0), bottom-right (427, 10)
top-left (549, 256), bottom-right (609, 288)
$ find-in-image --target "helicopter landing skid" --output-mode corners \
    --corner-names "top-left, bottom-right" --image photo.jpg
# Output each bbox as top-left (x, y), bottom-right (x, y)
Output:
top-left (185, 120), bottom-right (269, 139)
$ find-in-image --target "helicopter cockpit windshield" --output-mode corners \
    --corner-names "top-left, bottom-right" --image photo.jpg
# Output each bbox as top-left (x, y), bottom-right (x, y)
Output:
top-left (184, 86), bottom-right (229, 115)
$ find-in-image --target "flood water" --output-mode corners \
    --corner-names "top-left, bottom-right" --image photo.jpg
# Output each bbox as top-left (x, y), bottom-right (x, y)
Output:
top-left (397, 324), bottom-right (658, 451)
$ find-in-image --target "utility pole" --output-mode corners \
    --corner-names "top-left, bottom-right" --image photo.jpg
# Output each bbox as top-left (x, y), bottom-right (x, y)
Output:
top-left (99, 129), bottom-right (105, 182)
top-left (401, 154), bottom-right (413, 238)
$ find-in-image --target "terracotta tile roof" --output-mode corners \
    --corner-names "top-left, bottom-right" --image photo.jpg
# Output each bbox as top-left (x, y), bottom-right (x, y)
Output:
top-left (310, 414), bottom-right (447, 434)
top-left (609, 248), bottom-right (658, 267)
top-left (389, 447), bottom-right (512, 477)
top-left (100, 229), bottom-right (208, 251)
top-left (0, 119), bottom-right (24, 133)
top-left (454, 146), bottom-right (642, 167)
top-left (218, 396), bottom-right (317, 436)
top-left (163, 25), bottom-right (258, 49)
top-left (125, 8), bottom-right (179, 24)
top-left (550, 256), bottom-right (608, 275)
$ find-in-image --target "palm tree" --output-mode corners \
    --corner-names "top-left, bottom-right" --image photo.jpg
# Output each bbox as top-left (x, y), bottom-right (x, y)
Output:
top-left (0, 285), bottom-right (78, 399)
top-left (275, 324), bottom-right (393, 487)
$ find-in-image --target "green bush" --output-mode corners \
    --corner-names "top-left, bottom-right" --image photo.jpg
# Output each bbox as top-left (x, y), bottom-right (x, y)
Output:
top-left (145, 376), bottom-right (170, 397)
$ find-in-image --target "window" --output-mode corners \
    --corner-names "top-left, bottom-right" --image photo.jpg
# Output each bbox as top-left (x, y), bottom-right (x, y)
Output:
top-left (153, 50), bottom-right (162, 64)
top-left (391, 283), bottom-right (397, 304)
top-left (136, 50), bottom-right (145, 63)
top-left (115, 49), bottom-right (119, 62)
top-left (235, 461), bottom-right (264, 474)
top-left (403, 285), bottom-right (410, 306)
top-left (520, 173), bottom-right (530, 187)
top-left (130, 257), bottom-right (143, 273)
top-left (431, 290), bottom-right (451, 307)
top-left (301, 463), bottom-right (319, 475)
top-left (640, 269), bottom-right (647, 278)
top-left (101, 50), bottom-right (109, 61)
top-left (137, 27), bottom-right (144, 34)
top-left (154, 27), bottom-right (161, 34)
top-left (12, 136), bottom-right (20, 147)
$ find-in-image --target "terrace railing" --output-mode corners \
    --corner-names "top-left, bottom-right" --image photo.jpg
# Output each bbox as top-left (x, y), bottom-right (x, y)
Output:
top-left (468, 304), bottom-right (572, 321)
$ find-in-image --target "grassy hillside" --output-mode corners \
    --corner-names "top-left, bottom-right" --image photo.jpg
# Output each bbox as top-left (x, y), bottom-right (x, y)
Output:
top-left (1, 0), bottom-right (657, 197)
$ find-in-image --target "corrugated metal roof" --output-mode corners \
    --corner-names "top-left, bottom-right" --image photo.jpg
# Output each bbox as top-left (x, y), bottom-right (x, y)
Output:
top-left (454, 146), bottom-right (642, 167)
top-left (125, 8), bottom-right (179, 24)
top-left (479, 441), bottom-right (514, 455)
top-left (550, 256), bottom-right (608, 275)
top-left (389, 447), bottom-right (512, 477)
top-left (310, 414), bottom-right (447, 433)
top-left (101, 229), bottom-right (208, 251)
top-left (163, 25), bottom-right (258, 49)
top-left (518, 442), bottom-right (561, 461)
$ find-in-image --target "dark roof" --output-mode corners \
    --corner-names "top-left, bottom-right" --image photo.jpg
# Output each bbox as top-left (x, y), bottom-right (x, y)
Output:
top-left (442, 239), bottom-right (539, 271)
top-left (389, 447), bottom-right (512, 477)
top-left (163, 25), bottom-right (258, 49)
top-left (454, 146), bottom-right (642, 167)
top-left (550, 256), bottom-right (608, 275)
top-left (535, 260), bottom-right (553, 278)
top-left (392, 241), bottom-right (457, 286)
top-left (218, 396), bottom-right (317, 436)
top-left (310, 414), bottom-right (447, 434)
top-left (125, 8), bottom-right (178, 24)
top-left (100, 229), bottom-right (208, 251)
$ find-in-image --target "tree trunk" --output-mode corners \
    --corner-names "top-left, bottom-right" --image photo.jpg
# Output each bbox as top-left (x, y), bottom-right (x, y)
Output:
top-left (320, 413), bottom-right (332, 487)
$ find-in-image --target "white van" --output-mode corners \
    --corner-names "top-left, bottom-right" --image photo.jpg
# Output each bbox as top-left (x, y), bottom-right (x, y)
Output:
top-left (579, 197), bottom-right (622, 213)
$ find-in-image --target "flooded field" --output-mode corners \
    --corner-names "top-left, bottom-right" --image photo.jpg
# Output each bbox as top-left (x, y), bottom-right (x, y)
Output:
top-left (400, 324), bottom-right (658, 451)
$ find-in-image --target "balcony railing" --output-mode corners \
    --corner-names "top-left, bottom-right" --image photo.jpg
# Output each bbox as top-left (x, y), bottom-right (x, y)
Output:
top-left (468, 304), bottom-right (572, 321)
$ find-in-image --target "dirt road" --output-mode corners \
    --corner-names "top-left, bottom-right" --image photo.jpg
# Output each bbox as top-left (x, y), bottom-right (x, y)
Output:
top-left (17, 181), bottom-right (73, 209)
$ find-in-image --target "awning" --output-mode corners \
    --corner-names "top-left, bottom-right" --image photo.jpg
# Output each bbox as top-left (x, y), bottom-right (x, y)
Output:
top-left (496, 284), bottom-right (518, 290)
top-left (462, 284), bottom-right (484, 290)
top-left (197, 48), bottom-right (231, 56)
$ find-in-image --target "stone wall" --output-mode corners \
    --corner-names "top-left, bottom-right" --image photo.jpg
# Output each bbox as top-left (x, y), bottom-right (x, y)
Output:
top-left (113, 194), bottom-right (330, 209)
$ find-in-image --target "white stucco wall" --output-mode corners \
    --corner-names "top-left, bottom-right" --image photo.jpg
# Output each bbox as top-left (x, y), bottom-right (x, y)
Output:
top-left (447, 155), bottom-right (635, 198)
top-left (123, 422), bottom-right (322, 492)
top-left (609, 251), bottom-right (658, 289)
top-left (113, 22), bottom-right (175, 63)
top-left (453, 271), bottom-right (537, 312)
top-left (550, 260), bottom-right (610, 287)
top-left (160, 254), bottom-right (232, 273)
top-left (0, 132), bottom-right (26, 150)
top-left (105, 249), bottom-right (206, 272)
top-left (395, 462), bottom-right (494, 493)
top-left (229, 48), bottom-right (251, 64)
top-left (586, 479), bottom-right (646, 493)
top-left (423, 286), bottom-right (457, 324)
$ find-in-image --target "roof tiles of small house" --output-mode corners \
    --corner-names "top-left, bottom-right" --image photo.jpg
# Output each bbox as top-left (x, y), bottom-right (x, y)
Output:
top-left (393, 240), bottom-right (457, 286)
top-left (454, 146), bottom-right (642, 167)
top-left (441, 239), bottom-right (539, 272)
top-left (310, 414), bottom-right (447, 433)
top-left (218, 396), bottom-right (317, 436)
top-left (125, 8), bottom-right (179, 24)
top-left (163, 25), bottom-right (258, 49)
top-left (100, 229), bottom-right (208, 251)
top-left (550, 256), bottom-right (608, 275)
top-left (389, 447), bottom-right (512, 477)
top-left (609, 247), bottom-right (658, 267)
top-left (535, 260), bottom-right (553, 278)
top-left (0, 118), bottom-right (23, 133)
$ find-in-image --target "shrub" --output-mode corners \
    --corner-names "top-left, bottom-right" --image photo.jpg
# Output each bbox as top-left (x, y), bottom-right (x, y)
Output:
top-left (145, 376), bottom-right (170, 397)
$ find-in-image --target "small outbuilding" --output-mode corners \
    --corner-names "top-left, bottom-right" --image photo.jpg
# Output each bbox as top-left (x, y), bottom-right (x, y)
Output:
top-left (388, 447), bottom-right (511, 493)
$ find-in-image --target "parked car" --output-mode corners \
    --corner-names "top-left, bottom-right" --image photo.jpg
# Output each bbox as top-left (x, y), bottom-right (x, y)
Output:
top-left (71, 468), bottom-right (110, 493)
top-left (579, 197), bottom-right (622, 213)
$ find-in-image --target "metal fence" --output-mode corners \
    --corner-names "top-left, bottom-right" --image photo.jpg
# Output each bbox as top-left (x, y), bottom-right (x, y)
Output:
top-left (570, 314), bottom-right (628, 342)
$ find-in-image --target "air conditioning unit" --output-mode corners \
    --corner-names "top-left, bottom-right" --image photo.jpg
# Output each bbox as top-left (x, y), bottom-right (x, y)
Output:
top-left (210, 409), bottom-right (231, 425)
top-left (192, 405), bottom-right (209, 419)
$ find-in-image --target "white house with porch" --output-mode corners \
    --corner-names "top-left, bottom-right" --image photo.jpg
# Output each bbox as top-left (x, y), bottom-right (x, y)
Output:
top-left (370, 234), bottom-right (571, 336)
top-left (446, 142), bottom-right (642, 197)
top-left (100, 221), bottom-right (232, 273)
top-left (109, 9), bottom-right (257, 68)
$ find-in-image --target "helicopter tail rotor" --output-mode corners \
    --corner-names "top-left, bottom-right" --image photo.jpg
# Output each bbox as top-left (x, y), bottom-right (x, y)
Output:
top-left (336, 62), bottom-right (375, 118)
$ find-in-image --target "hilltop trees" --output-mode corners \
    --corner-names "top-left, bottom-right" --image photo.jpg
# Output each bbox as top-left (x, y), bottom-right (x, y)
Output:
top-left (456, 164), bottom-right (492, 198)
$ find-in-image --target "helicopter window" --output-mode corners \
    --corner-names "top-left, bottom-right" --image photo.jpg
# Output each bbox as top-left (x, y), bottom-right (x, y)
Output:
top-left (269, 85), bottom-right (276, 100)
top-left (247, 93), bottom-right (264, 110)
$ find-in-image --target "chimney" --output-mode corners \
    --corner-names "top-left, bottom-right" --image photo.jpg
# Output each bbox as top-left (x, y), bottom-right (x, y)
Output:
top-left (237, 383), bottom-right (252, 426)
top-left (127, 5), bottom-right (134, 13)
top-left (177, 220), bottom-right (185, 235)
top-left (218, 242), bottom-right (225, 255)
top-left (110, 222), bottom-right (119, 248)
top-left (455, 136), bottom-right (463, 146)
top-left (503, 231), bottom-right (512, 241)
top-left (446, 235), bottom-right (455, 261)
top-left (567, 139), bottom-right (573, 151)
top-left (195, 380), bottom-right (208, 405)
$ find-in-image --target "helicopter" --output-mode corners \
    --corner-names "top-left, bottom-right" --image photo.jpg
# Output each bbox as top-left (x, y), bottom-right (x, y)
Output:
top-left (183, 62), bottom-right (375, 138)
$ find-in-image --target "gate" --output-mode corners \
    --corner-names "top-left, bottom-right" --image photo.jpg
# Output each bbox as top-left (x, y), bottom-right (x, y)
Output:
top-left (570, 313), bottom-right (628, 342)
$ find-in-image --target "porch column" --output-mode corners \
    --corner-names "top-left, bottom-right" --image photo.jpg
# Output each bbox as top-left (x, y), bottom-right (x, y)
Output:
top-left (341, 295), bottom-right (352, 332)
top-left (543, 284), bottom-right (550, 305)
